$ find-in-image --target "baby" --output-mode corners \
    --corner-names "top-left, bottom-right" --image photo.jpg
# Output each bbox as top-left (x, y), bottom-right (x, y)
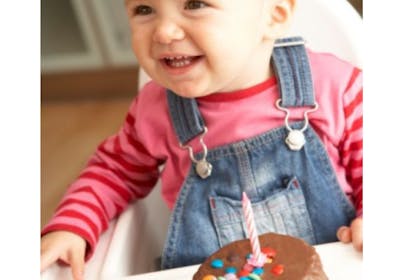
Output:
top-left (41, 0), bottom-right (363, 279)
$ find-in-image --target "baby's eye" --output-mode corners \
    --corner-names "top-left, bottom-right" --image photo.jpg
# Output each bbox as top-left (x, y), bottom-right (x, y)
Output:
top-left (184, 0), bottom-right (208, 10)
top-left (132, 5), bottom-right (153, 16)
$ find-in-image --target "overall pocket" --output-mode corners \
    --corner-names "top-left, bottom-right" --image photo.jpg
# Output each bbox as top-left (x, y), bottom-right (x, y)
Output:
top-left (209, 176), bottom-right (316, 247)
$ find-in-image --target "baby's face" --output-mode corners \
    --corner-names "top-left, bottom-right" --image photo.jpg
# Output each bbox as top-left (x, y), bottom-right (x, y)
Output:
top-left (125, 0), bottom-right (288, 98)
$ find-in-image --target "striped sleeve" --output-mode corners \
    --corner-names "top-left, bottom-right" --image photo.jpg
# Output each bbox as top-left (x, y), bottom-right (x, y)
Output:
top-left (41, 96), bottom-right (161, 260)
top-left (340, 67), bottom-right (363, 216)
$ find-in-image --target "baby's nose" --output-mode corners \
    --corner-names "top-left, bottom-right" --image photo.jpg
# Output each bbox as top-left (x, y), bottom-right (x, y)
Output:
top-left (153, 19), bottom-right (185, 44)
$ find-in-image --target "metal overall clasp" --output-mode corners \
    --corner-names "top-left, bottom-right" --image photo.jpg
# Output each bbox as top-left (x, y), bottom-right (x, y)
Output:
top-left (180, 126), bottom-right (213, 179)
top-left (275, 99), bottom-right (319, 151)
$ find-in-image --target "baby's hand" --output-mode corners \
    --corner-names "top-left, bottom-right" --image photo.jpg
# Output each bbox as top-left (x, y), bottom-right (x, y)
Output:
top-left (336, 217), bottom-right (363, 252)
top-left (41, 230), bottom-right (87, 280)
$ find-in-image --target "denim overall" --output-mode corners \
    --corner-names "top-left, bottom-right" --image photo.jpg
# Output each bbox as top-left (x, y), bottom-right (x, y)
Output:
top-left (161, 37), bottom-right (356, 269)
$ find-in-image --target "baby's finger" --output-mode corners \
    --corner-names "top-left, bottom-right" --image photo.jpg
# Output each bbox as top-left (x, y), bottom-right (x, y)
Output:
top-left (336, 226), bottom-right (352, 243)
top-left (68, 250), bottom-right (85, 280)
top-left (40, 247), bottom-right (60, 272)
top-left (350, 218), bottom-right (363, 251)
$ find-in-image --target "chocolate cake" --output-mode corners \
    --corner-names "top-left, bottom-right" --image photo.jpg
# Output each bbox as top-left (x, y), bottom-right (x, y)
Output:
top-left (193, 233), bottom-right (328, 279)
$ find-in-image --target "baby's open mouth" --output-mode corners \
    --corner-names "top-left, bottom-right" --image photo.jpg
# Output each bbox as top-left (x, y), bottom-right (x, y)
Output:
top-left (162, 55), bottom-right (202, 68)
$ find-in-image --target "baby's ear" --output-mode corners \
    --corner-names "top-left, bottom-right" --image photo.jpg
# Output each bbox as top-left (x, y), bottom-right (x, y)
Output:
top-left (263, 0), bottom-right (295, 40)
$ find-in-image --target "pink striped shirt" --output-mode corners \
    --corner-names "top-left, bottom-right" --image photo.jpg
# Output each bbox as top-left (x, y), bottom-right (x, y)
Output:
top-left (42, 50), bottom-right (363, 260)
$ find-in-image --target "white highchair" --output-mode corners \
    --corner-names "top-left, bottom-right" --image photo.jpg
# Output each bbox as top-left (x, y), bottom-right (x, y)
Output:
top-left (41, 0), bottom-right (362, 279)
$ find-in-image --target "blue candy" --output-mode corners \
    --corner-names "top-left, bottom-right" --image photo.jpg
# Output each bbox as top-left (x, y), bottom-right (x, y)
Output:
top-left (211, 259), bottom-right (224, 269)
top-left (252, 267), bottom-right (264, 275)
top-left (225, 266), bottom-right (237, 274)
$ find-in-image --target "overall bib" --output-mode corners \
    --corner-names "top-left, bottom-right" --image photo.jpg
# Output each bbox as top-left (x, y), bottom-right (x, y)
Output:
top-left (161, 37), bottom-right (356, 269)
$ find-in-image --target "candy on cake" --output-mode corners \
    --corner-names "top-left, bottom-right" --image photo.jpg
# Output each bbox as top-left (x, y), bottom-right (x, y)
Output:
top-left (193, 232), bottom-right (328, 280)
top-left (192, 192), bottom-right (328, 279)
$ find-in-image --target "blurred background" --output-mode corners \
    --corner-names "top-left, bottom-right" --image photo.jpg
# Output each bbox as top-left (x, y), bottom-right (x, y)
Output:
top-left (40, 0), bottom-right (362, 228)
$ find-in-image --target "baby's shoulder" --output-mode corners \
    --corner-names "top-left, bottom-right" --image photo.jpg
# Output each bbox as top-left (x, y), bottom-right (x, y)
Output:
top-left (306, 49), bottom-right (362, 91)
top-left (307, 49), bottom-right (361, 75)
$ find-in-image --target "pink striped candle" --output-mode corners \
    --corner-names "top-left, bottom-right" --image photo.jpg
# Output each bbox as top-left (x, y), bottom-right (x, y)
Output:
top-left (242, 192), bottom-right (266, 267)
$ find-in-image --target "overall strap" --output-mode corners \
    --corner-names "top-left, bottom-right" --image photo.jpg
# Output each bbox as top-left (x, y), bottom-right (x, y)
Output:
top-left (166, 36), bottom-right (315, 144)
top-left (167, 90), bottom-right (205, 145)
top-left (271, 37), bottom-right (315, 107)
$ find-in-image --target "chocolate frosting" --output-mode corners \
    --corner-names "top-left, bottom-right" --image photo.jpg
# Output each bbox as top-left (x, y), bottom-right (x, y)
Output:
top-left (193, 233), bottom-right (328, 279)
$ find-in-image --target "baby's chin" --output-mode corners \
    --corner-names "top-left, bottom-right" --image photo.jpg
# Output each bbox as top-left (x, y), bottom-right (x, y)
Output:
top-left (165, 82), bottom-right (214, 99)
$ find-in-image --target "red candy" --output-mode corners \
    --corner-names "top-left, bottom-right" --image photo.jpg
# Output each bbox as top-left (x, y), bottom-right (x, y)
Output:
top-left (239, 269), bottom-right (250, 276)
top-left (261, 247), bottom-right (276, 258)
top-left (271, 264), bottom-right (284, 275)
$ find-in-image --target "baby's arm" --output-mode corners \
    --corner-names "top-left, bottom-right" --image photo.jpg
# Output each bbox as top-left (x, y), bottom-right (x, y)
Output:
top-left (337, 66), bottom-right (363, 252)
top-left (336, 216), bottom-right (363, 252)
top-left (41, 94), bottom-right (161, 274)
top-left (41, 231), bottom-right (87, 280)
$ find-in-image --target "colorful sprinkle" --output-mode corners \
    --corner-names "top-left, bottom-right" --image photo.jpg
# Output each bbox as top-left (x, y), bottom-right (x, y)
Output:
top-left (202, 275), bottom-right (217, 280)
top-left (252, 267), bottom-right (264, 275)
top-left (211, 259), bottom-right (224, 269)
top-left (238, 269), bottom-right (250, 277)
top-left (261, 247), bottom-right (276, 258)
top-left (224, 273), bottom-right (238, 280)
top-left (247, 273), bottom-right (262, 280)
top-left (271, 264), bottom-right (285, 275)
top-left (225, 267), bottom-right (237, 274)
